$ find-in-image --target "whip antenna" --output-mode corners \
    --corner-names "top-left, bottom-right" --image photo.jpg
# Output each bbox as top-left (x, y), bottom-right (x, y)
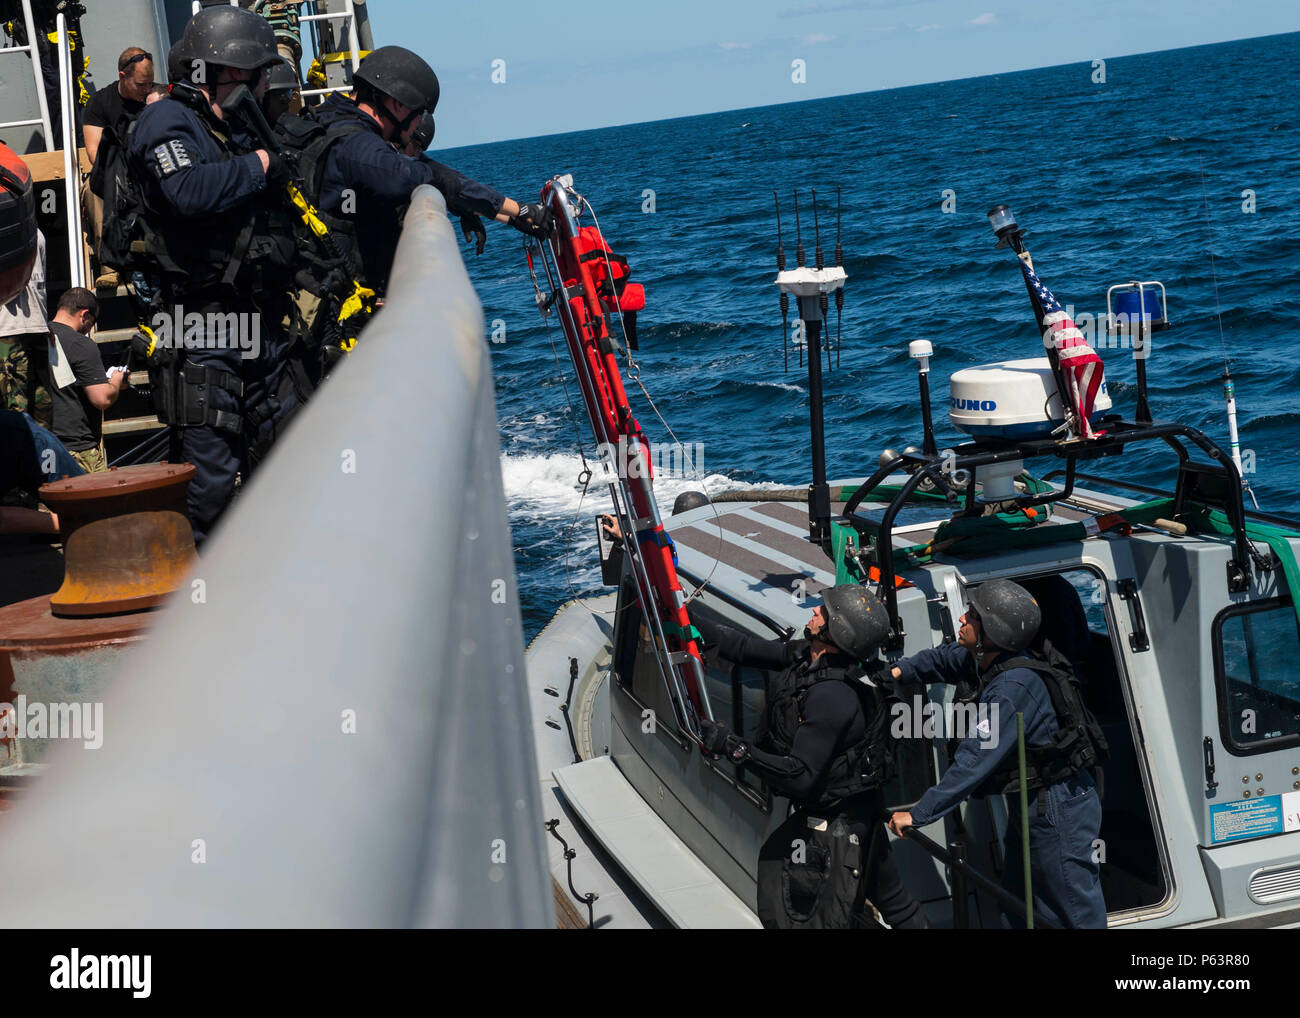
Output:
top-left (775, 190), bottom-right (789, 372)
top-left (1198, 156), bottom-right (1258, 509)
top-left (812, 189), bottom-right (831, 374)
top-left (835, 185), bottom-right (844, 368)
top-left (794, 190), bottom-right (805, 366)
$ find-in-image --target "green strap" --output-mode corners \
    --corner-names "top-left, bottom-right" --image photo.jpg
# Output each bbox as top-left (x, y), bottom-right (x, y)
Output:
top-left (1173, 501), bottom-right (1300, 631)
top-left (673, 623), bottom-right (702, 644)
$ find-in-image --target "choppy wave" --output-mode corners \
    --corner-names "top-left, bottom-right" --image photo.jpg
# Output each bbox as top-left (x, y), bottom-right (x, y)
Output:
top-left (452, 32), bottom-right (1300, 637)
top-left (500, 451), bottom-right (792, 520)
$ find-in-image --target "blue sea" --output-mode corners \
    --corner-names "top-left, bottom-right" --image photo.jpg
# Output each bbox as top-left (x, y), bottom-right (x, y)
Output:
top-left (437, 32), bottom-right (1300, 640)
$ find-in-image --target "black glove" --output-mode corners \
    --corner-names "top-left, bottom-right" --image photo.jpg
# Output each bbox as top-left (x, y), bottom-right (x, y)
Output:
top-left (512, 202), bottom-right (553, 239)
top-left (783, 637), bottom-right (809, 667)
top-left (459, 213), bottom-right (486, 255)
top-left (699, 720), bottom-right (731, 756)
top-left (864, 659), bottom-right (900, 695)
top-left (700, 720), bottom-right (749, 763)
top-left (263, 151), bottom-right (293, 192)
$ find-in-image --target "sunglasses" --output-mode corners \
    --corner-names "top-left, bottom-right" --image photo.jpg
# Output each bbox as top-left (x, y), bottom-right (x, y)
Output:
top-left (122, 51), bottom-right (152, 69)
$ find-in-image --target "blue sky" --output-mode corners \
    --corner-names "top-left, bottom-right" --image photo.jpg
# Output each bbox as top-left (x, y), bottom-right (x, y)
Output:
top-left (363, 1), bottom-right (1299, 148)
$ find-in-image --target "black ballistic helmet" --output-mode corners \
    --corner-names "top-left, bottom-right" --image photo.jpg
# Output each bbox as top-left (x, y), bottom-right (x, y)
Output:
top-left (179, 6), bottom-right (279, 72)
top-left (354, 46), bottom-right (440, 112)
top-left (266, 57), bottom-right (300, 93)
top-left (409, 111), bottom-right (435, 150)
top-left (167, 41), bottom-right (187, 84)
top-left (671, 491), bottom-right (710, 515)
top-left (819, 585), bottom-right (890, 660)
top-left (968, 579), bottom-right (1041, 652)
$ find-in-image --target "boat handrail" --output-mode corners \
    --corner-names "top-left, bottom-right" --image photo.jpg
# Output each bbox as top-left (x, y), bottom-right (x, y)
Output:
top-left (1045, 470), bottom-right (1300, 532)
top-left (845, 419), bottom-right (1257, 649)
top-left (0, 186), bottom-right (554, 927)
top-left (901, 826), bottom-right (1061, 930)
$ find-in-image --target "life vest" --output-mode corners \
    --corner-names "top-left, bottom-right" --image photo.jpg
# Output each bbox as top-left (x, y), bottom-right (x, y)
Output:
top-left (570, 225), bottom-right (645, 349)
top-left (755, 652), bottom-right (895, 806)
top-left (956, 640), bottom-right (1109, 797)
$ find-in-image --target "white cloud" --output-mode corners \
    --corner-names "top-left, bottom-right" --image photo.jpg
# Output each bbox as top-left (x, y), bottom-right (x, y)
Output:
top-left (718, 41), bottom-right (752, 50)
top-left (968, 12), bottom-right (996, 25)
top-left (916, 23), bottom-right (941, 31)
top-left (803, 33), bottom-right (835, 44)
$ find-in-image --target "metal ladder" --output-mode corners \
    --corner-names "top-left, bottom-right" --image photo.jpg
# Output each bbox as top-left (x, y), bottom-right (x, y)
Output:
top-left (0, 0), bottom-right (54, 152)
top-left (189, 0), bottom-right (362, 100)
top-left (299, 0), bottom-right (363, 100)
top-left (0, 5), bottom-right (84, 286)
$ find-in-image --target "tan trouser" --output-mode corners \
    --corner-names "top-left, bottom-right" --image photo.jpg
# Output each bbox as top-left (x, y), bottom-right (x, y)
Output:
top-left (79, 176), bottom-right (103, 258)
top-left (71, 443), bottom-right (107, 474)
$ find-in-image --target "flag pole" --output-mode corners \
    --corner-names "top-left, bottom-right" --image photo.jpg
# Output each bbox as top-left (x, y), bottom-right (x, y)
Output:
top-left (988, 206), bottom-right (1080, 439)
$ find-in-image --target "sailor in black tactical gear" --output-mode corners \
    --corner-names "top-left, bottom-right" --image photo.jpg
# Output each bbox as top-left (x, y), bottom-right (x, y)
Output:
top-left (696, 584), bottom-right (928, 930)
top-left (126, 5), bottom-right (306, 544)
top-left (886, 578), bottom-right (1107, 929)
top-left (311, 46), bottom-right (552, 294)
top-left (399, 111), bottom-right (486, 257)
top-left (262, 57), bottom-right (300, 126)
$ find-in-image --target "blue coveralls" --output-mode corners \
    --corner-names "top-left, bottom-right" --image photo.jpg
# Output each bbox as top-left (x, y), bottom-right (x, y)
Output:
top-left (314, 94), bottom-right (506, 294)
top-left (896, 641), bottom-right (1107, 929)
top-left (127, 95), bottom-right (299, 544)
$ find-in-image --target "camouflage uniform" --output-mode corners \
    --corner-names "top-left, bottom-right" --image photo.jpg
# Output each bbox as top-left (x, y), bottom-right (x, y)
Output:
top-left (0, 230), bottom-right (51, 428)
top-left (0, 334), bottom-right (53, 428)
top-left (70, 444), bottom-right (106, 474)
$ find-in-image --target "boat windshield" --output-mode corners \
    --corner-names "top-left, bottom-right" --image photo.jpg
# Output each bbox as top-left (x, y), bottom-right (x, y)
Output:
top-left (1214, 598), bottom-right (1300, 754)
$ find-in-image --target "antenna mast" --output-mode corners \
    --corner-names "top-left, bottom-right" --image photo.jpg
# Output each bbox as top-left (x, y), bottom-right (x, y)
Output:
top-left (1198, 157), bottom-right (1259, 509)
top-left (774, 186), bottom-right (848, 549)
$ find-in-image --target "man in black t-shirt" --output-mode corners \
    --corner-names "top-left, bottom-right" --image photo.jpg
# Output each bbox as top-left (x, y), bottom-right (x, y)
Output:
top-left (48, 289), bottom-right (128, 473)
top-left (82, 47), bottom-right (154, 289)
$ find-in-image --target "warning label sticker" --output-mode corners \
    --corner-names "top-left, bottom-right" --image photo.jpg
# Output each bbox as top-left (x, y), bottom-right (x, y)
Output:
top-left (1210, 796), bottom-right (1285, 844)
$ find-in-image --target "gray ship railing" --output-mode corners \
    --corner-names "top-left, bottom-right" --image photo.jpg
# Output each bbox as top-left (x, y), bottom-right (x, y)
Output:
top-left (0, 186), bottom-right (553, 928)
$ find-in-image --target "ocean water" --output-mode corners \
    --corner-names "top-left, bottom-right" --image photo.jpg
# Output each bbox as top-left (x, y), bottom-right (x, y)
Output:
top-left (436, 32), bottom-right (1300, 640)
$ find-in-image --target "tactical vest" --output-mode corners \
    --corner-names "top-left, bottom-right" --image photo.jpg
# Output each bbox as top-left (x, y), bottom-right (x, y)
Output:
top-left (755, 654), bottom-right (894, 807)
top-left (274, 110), bottom-right (369, 277)
top-left (104, 87), bottom-right (298, 296)
top-left (110, 89), bottom-right (312, 440)
top-left (955, 640), bottom-right (1109, 797)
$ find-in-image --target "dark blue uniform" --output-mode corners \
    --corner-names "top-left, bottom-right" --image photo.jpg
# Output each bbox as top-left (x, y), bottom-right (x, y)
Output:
top-left (698, 617), bottom-right (927, 929)
top-left (896, 641), bottom-right (1107, 928)
top-left (127, 94), bottom-right (301, 544)
top-left (314, 94), bottom-right (505, 293)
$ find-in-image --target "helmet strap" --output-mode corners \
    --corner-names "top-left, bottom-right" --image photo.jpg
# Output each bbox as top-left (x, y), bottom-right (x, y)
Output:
top-left (376, 95), bottom-right (420, 139)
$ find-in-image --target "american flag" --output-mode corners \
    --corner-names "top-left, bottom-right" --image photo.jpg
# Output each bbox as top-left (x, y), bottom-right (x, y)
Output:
top-left (1020, 257), bottom-right (1106, 439)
